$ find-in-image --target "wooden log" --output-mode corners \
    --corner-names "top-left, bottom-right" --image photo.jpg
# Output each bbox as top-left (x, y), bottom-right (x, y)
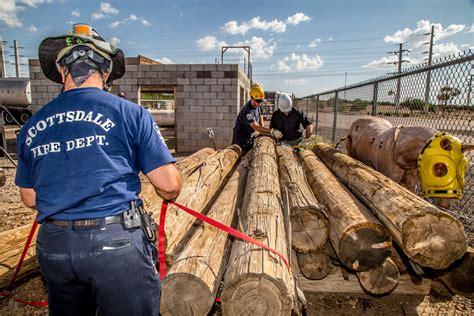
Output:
top-left (437, 247), bottom-right (473, 296)
top-left (140, 148), bottom-right (215, 210)
top-left (298, 150), bottom-right (392, 271)
top-left (276, 145), bottom-right (328, 253)
top-left (297, 251), bottom-right (332, 280)
top-left (221, 136), bottom-right (295, 315)
top-left (299, 268), bottom-right (431, 295)
top-left (0, 168), bottom-right (5, 187)
top-left (160, 156), bottom-right (251, 316)
top-left (0, 223), bottom-right (39, 289)
top-left (161, 145), bottom-right (241, 266)
top-left (313, 143), bottom-right (467, 269)
top-left (357, 257), bottom-right (400, 295)
top-left (175, 147), bottom-right (216, 177)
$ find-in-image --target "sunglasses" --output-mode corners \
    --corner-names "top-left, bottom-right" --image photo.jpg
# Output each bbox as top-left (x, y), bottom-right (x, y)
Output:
top-left (253, 98), bottom-right (264, 104)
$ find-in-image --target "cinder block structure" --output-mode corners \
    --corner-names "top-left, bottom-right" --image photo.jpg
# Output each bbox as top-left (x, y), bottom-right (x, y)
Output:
top-left (29, 56), bottom-right (251, 153)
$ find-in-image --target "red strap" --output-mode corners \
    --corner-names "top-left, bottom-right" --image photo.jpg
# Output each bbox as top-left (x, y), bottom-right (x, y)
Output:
top-left (0, 215), bottom-right (48, 306)
top-left (158, 201), bottom-right (290, 280)
top-left (0, 291), bottom-right (48, 307)
top-left (158, 201), bottom-right (169, 280)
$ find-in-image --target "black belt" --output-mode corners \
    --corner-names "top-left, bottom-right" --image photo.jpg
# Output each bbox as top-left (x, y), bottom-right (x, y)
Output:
top-left (47, 213), bottom-right (125, 227)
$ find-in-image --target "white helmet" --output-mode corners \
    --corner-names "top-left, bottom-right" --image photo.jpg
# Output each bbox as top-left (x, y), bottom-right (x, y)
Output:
top-left (278, 93), bottom-right (293, 113)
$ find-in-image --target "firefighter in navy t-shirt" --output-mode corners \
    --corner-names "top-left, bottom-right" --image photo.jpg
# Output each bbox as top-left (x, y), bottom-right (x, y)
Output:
top-left (232, 84), bottom-right (283, 153)
top-left (15, 24), bottom-right (182, 315)
top-left (270, 93), bottom-right (314, 147)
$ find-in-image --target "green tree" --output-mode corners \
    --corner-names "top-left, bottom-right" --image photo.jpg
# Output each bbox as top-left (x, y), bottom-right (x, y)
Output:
top-left (437, 86), bottom-right (461, 107)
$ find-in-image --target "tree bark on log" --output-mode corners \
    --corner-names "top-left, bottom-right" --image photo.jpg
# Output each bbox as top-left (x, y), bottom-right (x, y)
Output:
top-left (160, 156), bottom-right (251, 316)
top-left (0, 223), bottom-right (38, 288)
top-left (357, 257), bottom-right (400, 295)
top-left (160, 145), bottom-right (241, 266)
top-left (313, 143), bottom-right (467, 269)
top-left (299, 150), bottom-right (391, 271)
top-left (0, 168), bottom-right (5, 187)
top-left (276, 146), bottom-right (328, 254)
top-left (140, 147), bottom-right (215, 211)
top-left (221, 136), bottom-right (295, 316)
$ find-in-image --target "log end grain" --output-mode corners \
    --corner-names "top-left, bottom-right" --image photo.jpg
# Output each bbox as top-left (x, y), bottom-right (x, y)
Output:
top-left (357, 257), bottom-right (400, 295)
top-left (222, 275), bottom-right (293, 316)
top-left (161, 273), bottom-right (214, 316)
top-left (339, 223), bottom-right (392, 271)
top-left (291, 209), bottom-right (328, 253)
top-left (297, 251), bottom-right (332, 280)
top-left (402, 210), bottom-right (467, 269)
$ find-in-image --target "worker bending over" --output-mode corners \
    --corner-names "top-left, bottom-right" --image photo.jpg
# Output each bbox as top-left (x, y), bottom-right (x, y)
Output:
top-left (270, 93), bottom-right (313, 146)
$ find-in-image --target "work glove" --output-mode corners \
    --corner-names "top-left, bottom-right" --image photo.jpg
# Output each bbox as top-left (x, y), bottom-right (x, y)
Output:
top-left (270, 129), bottom-right (283, 140)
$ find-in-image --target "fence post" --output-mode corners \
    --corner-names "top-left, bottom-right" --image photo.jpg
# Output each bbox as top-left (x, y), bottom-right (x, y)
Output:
top-left (372, 82), bottom-right (378, 116)
top-left (315, 95), bottom-right (320, 135)
top-left (332, 91), bottom-right (338, 144)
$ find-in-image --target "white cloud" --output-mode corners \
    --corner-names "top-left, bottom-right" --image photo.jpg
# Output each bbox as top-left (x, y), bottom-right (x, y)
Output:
top-left (221, 17), bottom-right (286, 35)
top-left (141, 19), bottom-right (150, 26)
top-left (327, 37), bottom-right (333, 41)
top-left (92, 12), bottom-right (105, 20)
top-left (285, 78), bottom-right (308, 85)
top-left (361, 56), bottom-right (399, 69)
top-left (100, 2), bottom-right (119, 15)
top-left (220, 12), bottom-right (311, 35)
top-left (0, 0), bottom-right (52, 28)
top-left (129, 14), bottom-right (137, 21)
top-left (92, 2), bottom-right (119, 20)
top-left (109, 36), bottom-right (120, 46)
top-left (65, 20), bottom-right (75, 26)
top-left (18, 0), bottom-right (52, 7)
top-left (432, 42), bottom-right (461, 58)
top-left (384, 20), bottom-right (465, 44)
top-left (156, 57), bottom-right (174, 64)
top-left (196, 35), bottom-right (228, 51)
top-left (109, 21), bottom-right (121, 28)
top-left (26, 24), bottom-right (38, 32)
top-left (235, 37), bottom-right (277, 59)
top-left (467, 24), bottom-right (474, 33)
top-left (308, 38), bottom-right (322, 48)
top-left (71, 9), bottom-right (80, 17)
top-left (271, 53), bottom-right (324, 72)
top-left (286, 12), bottom-right (311, 26)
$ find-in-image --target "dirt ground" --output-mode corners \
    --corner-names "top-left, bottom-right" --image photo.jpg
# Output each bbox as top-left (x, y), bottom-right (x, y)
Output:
top-left (0, 165), bottom-right (472, 315)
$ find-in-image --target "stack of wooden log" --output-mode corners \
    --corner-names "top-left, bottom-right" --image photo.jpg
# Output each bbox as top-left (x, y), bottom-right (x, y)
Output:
top-left (0, 137), bottom-right (471, 315)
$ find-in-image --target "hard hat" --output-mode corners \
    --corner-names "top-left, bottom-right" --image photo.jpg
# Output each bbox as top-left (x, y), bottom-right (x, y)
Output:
top-left (250, 84), bottom-right (265, 101)
top-left (278, 93), bottom-right (293, 113)
top-left (39, 23), bottom-right (125, 84)
top-left (417, 132), bottom-right (467, 199)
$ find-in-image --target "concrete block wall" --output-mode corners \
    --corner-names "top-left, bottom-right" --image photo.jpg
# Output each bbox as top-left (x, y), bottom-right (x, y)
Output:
top-left (29, 57), bottom-right (251, 153)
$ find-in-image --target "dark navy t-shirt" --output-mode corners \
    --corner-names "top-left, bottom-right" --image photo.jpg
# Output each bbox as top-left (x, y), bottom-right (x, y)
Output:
top-left (270, 108), bottom-right (312, 141)
top-left (15, 87), bottom-right (175, 223)
top-left (231, 101), bottom-right (260, 145)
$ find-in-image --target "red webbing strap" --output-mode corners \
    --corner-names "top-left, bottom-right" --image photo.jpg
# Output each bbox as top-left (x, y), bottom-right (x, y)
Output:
top-left (0, 215), bottom-right (48, 306)
top-left (158, 201), bottom-right (169, 280)
top-left (158, 201), bottom-right (290, 280)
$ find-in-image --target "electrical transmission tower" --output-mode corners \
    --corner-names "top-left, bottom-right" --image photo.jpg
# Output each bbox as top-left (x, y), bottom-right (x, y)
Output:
top-left (387, 43), bottom-right (410, 112)
top-left (423, 25), bottom-right (435, 111)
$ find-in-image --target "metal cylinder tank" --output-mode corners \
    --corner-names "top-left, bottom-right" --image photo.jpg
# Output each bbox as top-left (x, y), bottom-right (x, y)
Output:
top-left (0, 78), bottom-right (31, 106)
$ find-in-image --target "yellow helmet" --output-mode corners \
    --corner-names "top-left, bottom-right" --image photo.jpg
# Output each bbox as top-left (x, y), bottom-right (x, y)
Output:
top-left (417, 132), bottom-right (467, 199)
top-left (250, 84), bottom-right (265, 101)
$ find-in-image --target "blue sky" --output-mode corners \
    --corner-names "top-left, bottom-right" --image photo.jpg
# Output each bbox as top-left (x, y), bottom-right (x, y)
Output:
top-left (1, 0), bottom-right (473, 97)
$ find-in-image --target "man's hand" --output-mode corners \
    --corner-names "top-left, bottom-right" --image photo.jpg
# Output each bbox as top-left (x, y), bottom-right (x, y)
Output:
top-left (271, 129), bottom-right (283, 140)
top-left (299, 138), bottom-right (310, 148)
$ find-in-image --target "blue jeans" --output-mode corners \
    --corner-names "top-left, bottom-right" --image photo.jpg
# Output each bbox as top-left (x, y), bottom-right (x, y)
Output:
top-left (36, 221), bottom-right (160, 316)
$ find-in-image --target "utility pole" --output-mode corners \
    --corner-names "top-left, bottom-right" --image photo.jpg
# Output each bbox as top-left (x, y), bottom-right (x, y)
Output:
top-left (343, 72), bottom-right (347, 99)
top-left (0, 35), bottom-right (5, 78)
top-left (388, 43), bottom-right (409, 113)
top-left (423, 25), bottom-right (435, 112)
top-left (14, 40), bottom-right (20, 78)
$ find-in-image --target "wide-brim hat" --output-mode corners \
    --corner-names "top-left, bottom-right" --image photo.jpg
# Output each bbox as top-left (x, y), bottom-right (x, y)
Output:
top-left (39, 30), bottom-right (125, 84)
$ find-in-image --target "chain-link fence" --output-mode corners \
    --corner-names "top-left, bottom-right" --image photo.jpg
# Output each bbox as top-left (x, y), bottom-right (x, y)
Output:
top-left (295, 50), bottom-right (473, 234)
